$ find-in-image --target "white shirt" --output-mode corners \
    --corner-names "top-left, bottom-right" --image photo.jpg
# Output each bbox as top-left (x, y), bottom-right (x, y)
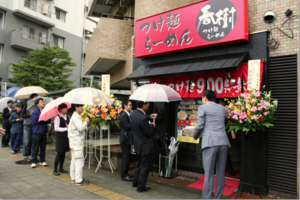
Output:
top-left (68, 112), bottom-right (87, 151)
top-left (54, 113), bottom-right (68, 132)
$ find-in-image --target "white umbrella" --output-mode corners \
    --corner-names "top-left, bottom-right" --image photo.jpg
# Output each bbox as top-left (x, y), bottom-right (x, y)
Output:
top-left (27, 96), bottom-right (53, 111)
top-left (129, 83), bottom-right (181, 102)
top-left (14, 86), bottom-right (48, 99)
top-left (0, 97), bottom-right (13, 113)
top-left (63, 87), bottom-right (113, 105)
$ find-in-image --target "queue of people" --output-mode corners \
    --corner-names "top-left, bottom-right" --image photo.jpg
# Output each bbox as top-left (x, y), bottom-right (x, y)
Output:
top-left (1, 89), bottom-right (233, 198)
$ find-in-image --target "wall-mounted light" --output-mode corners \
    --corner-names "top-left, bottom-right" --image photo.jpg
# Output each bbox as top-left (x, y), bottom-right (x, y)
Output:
top-left (226, 73), bottom-right (236, 84)
top-left (190, 76), bottom-right (196, 87)
top-left (264, 11), bottom-right (277, 23)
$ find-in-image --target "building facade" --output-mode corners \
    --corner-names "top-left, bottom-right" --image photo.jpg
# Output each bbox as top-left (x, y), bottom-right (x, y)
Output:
top-left (0, 0), bottom-right (97, 93)
top-left (86, 0), bottom-right (299, 198)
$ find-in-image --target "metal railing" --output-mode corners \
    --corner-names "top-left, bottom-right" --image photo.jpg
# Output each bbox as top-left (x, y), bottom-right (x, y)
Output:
top-left (24, 0), bottom-right (52, 18)
top-left (17, 29), bottom-right (52, 46)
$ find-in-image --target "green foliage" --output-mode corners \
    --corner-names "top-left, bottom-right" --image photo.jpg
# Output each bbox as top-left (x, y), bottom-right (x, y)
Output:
top-left (10, 46), bottom-right (76, 92)
top-left (80, 79), bottom-right (101, 90)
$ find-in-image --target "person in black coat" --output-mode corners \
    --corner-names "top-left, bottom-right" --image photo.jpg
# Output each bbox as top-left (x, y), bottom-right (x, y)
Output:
top-left (1, 100), bottom-right (14, 147)
top-left (119, 100), bottom-right (134, 181)
top-left (53, 103), bottom-right (70, 176)
top-left (131, 101), bottom-right (157, 192)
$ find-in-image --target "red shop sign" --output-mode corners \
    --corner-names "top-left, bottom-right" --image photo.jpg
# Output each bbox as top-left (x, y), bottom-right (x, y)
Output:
top-left (135, 0), bottom-right (249, 58)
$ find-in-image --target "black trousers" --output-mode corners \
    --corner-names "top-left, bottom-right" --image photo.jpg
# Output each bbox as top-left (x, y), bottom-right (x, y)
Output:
top-left (31, 134), bottom-right (47, 164)
top-left (2, 125), bottom-right (11, 146)
top-left (121, 143), bottom-right (131, 179)
top-left (133, 154), bottom-right (152, 191)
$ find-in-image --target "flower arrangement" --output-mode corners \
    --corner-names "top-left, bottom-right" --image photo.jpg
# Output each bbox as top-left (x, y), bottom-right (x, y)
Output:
top-left (225, 86), bottom-right (278, 135)
top-left (81, 94), bottom-right (123, 128)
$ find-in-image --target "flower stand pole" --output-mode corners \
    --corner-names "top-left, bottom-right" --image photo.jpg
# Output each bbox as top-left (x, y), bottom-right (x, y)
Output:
top-left (235, 130), bottom-right (268, 199)
top-left (95, 123), bottom-right (116, 173)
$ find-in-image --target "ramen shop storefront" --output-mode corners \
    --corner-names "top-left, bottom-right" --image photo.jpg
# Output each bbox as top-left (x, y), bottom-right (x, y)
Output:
top-left (127, 0), bottom-right (269, 195)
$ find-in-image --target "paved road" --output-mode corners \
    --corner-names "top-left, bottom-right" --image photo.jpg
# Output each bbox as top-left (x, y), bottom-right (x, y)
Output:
top-left (0, 139), bottom-right (202, 199)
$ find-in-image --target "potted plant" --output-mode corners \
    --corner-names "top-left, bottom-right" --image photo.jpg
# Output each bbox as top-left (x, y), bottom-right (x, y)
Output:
top-left (225, 86), bottom-right (278, 196)
top-left (80, 94), bottom-right (123, 130)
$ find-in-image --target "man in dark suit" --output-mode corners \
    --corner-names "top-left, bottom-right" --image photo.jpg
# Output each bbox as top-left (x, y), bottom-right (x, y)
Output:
top-left (131, 101), bottom-right (157, 192)
top-left (119, 100), bottom-right (134, 181)
top-left (2, 100), bottom-right (14, 147)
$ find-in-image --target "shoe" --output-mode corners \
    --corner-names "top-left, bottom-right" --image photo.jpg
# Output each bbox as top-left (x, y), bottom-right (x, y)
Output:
top-left (122, 176), bottom-right (134, 181)
top-left (71, 180), bottom-right (75, 184)
top-left (228, 168), bottom-right (235, 176)
top-left (59, 169), bottom-right (68, 173)
top-left (137, 187), bottom-right (151, 192)
top-left (53, 171), bottom-right (60, 176)
top-left (31, 163), bottom-right (36, 168)
top-left (6, 144), bottom-right (10, 147)
top-left (128, 174), bottom-right (135, 178)
top-left (11, 150), bottom-right (16, 154)
top-left (76, 180), bottom-right (89, 186)
top-left (39, 162), bottom-right (48, 166)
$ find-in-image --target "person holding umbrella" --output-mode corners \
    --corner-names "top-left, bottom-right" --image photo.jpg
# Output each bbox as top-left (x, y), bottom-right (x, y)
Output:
top-left (68, 104), bottom-right (89, 185)
top-left (21, 93), bottom-right (38, 162)
top-left (53, 103), bottom-right (70, 176)
top-left (131, 101), bottom-right (157, 192)
top-left (1, 100), bottom-right (14, 147)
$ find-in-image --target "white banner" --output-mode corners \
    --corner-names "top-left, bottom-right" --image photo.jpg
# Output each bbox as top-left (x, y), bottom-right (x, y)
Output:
top-left (248, 60), bottom-right (261, 90)
top-left (101, 74), bottom-right (110, 96)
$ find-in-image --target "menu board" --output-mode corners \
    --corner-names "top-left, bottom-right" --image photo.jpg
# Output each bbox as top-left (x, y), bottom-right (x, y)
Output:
top-left (177, 104), bottom-right (201, 144)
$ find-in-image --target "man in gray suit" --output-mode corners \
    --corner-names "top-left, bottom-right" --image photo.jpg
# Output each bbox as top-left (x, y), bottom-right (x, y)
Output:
top-left (193, 90), bottom-right (231, 199)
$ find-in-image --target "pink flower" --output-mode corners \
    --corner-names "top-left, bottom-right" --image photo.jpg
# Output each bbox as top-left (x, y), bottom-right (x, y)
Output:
top-left (227, 110), bottom-right (231, 114)
top-left (264, 112), bottom-right (268, 116)
top-left (245, 98), bottom-right (250, 103)
top-left (232, 115), bottom-right (238, 120)
top-left (235, 101), bottom-right (241, 106)
top-left (234, 109), bottom-right (240, 115)
top-left (253, 91), bottom-right (261, 97)
top-left (239, 113), bottom-right (247, 119)
top-left (115, 107), bottom-right (118, 109)
top-left (252, 99), bottom-right (257, 103)
top-left (244, 93), bottom-right (249, 98)
top-left (94, 105), bottom-right (97, 108)
top-left (251, 115), bottom-right (258, 120)
top-left (258, 107), bottom-right (262, 111)
top-left (96, 110), bottom-right (100, 113)
top-left (246, 104), bottom-right (251, 109)
top-left (231, 111), bottom-right (234, 114)
top-left (260, 101), bottom-right (270, 108)
top-left (251, 107), bottom-right (257, 112)
top-left (228, 104), bottom-right (233, 108)
top-left (241, 107), bottom-right (245, 111)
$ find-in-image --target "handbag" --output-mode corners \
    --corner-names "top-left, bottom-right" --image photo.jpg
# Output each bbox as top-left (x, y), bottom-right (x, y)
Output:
top-left (124, 124), bottom-right (134, 145)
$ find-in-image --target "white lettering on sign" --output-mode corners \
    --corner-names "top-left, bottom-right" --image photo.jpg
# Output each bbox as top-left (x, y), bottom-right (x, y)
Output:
top-left (207, 77), bottom-right (224, 94)
top-left (248, 60), bottom-right (261, 90)
top-left (197, 78), bottom-right (205, 94)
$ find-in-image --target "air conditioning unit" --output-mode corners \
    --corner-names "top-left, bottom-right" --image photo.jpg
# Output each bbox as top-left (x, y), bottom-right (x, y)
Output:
top-left (40, 32), bottom-right (47, 44)
top-left (42, 4), bottom-right (49, 16)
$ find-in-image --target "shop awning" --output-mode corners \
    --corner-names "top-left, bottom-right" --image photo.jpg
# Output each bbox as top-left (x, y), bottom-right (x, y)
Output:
top-left (126, 52), bottom-right (248, 80)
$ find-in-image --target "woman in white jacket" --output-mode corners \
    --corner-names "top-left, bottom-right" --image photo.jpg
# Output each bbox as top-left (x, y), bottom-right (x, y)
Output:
top-left (68, 104), bottom-right (89, 186)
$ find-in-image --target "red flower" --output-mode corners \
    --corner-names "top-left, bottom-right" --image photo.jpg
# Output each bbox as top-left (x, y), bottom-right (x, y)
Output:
top-left (229, 116), bottom-right (233, 119)
top-left (258, 117), bottom-right (263, 122)
top-left (259, 96), bottom-right (262, 99)
top-left (241, 119), bottom-right (244, 123)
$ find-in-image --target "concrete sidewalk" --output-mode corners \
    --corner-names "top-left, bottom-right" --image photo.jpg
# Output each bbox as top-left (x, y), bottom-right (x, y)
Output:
top-left (0, 141), bottom-right (203, 199)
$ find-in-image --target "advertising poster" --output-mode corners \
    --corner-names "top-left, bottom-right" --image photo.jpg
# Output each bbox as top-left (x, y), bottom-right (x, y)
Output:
top-left (177, 101), bottom-right (201, 144)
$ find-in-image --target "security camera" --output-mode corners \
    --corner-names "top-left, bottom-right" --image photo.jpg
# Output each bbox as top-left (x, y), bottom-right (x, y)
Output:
top-left (264, 11), bottom-right (277, 23)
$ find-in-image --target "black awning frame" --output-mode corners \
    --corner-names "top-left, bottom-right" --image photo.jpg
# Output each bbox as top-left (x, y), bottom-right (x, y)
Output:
top-left (126, 52), bottom-right (248, 80)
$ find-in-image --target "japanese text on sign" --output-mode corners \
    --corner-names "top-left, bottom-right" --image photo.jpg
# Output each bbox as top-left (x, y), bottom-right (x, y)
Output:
top-left (247, 60), bottom-right (261, 90)
top-left (101, 74), bottom-right (110, 96)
